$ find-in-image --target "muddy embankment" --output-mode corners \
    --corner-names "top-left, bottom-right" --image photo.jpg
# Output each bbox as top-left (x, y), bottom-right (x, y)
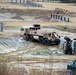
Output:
top-left (0, 27), bottom-right (76, 75)
top-left (0, 8), bottom-right (52, 22)
top-left (0, 8), bottom-right (76, 22)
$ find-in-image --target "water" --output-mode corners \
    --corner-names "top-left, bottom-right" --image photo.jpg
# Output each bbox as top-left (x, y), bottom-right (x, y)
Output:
top-left (0, 37), bottom-right (27, 53)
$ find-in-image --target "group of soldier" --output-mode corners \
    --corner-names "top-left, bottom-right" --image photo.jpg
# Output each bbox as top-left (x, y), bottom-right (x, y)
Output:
top-left (0, 22), bottom-right (4, 32)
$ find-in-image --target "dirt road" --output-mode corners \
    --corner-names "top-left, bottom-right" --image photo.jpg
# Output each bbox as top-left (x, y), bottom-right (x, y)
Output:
top-left (0, 27), bottom-right (76, 75)
top-left (0, 2), bottom-right (76, 75)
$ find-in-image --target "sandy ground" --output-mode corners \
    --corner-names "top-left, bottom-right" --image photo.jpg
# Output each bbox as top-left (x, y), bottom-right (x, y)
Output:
top-left (0, 2), bottom-right (76, 75)
top-left (0, 3), bottom-right (76, 27)
top-left (4, 21), bottom-right (76, 33)
top-left (35, 2), bottom-right (76, 12)
top-left (0, 27), bottom-right (76, 75)
top-left (4, 21), bottom-right (76, 27)
top-left (0, 2), bottom-right (76, 12)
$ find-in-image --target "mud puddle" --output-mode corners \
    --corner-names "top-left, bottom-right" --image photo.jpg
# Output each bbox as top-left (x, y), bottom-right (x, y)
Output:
top-left (0, 37), bottom-right (28, 53)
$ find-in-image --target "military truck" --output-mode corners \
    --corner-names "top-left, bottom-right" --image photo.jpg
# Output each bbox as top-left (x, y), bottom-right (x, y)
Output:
top-left (60, 37), bottom-right (76, 54)
top-left (67, 60), bottom-right (76, 75)
top-left (21, 24), bottom-right (60, 46)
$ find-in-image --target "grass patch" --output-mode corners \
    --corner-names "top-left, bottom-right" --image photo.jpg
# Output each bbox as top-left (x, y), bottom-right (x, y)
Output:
top-left (0, 58), bottom-right (7, 62)
top-left (0, 58), bottom-right (8, 75)
top-left (49, 2), bottom-right (76, 6)
top-left (31, 50), bottom-right (49, 56)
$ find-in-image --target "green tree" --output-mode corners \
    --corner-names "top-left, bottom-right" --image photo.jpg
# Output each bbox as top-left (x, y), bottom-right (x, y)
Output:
top-left (60, 0), bottom-right (76, 3)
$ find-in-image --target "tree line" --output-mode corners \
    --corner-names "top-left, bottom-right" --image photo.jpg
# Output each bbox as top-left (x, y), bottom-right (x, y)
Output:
top-left (59, 0), bottom-right (76, 3)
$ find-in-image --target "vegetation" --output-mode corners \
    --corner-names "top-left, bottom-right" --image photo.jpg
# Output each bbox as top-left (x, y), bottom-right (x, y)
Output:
top-left (31, 50), bottom-right (49, 56)
top-left (0, 57), bottom-right (26, 75)
top-left (59, 0), bottom-right (76, 3)
top-left (0, 58), bottom-right (8, 75)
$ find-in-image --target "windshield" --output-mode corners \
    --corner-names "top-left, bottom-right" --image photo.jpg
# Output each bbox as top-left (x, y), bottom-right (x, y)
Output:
top-left (70, 62), bottom-right (74, 65)
top-left (74, 42), bottom-right (76, 47)
top-left (21, 28), bottom-right (24, 31)
top-left (48, 34), bottom-right (51, 37)
top-left (70, 60), bottom-right (76, 66)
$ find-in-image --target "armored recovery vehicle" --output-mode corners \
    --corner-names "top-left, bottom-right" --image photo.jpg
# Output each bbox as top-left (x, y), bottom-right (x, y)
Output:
top-left (21, 24), bottom-right (60, 46)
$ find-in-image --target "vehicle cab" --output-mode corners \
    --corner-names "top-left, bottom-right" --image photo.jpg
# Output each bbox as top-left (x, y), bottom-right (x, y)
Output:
top-left (67, 60), bottom-right (76, 70)
top-left (67, 60), bottom-right (76, 75)
top-left (72, 39), bottom-right (76, 54)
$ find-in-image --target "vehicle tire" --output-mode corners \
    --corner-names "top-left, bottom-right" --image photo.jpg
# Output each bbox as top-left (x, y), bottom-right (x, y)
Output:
top-left (39, 37), bottom-right (44, 44)
top-left (29, 35), bottom-right (34, 42)
top-left (67, 70), bottom-right (72, 75)
top-left (64, 50), bottom-right (68, 54)
top-left (68, 48), bottom-right (72, 54)
top-left (56, 39), bottom-right (60, 45)
top-left (44, 39), bottom-right (51, 46)
top-left (25, 34), bottom-right (30, 41)
top-left (71, 70), bottom-right (75, 75)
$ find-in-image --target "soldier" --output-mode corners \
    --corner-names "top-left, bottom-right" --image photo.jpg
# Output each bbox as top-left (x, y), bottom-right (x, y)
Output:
top-left (0, 22), bottom-right (4, 32)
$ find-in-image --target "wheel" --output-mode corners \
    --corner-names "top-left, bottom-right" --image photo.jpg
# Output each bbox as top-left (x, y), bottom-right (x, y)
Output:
top-left (25, 34), bottom-right (30, 41)
top-left (29, 35), bottom-right (34, 42)
top-left (44, 39), bottom-right (51, 46)
top-left (39, 37), bottom-right (44, 45)
top-left (71, 70), bottom-right (75, 75)
top-left (64, 50), bottom-right (68, 54)
top-left (64, 48), bottom-right (72, 54)
top-left (67, 70), bottom-right (72, 75)
top-left (68, 48), bottom-right (72, 54)
top-left (56, 39), bottom-right (60, 45)
top-left (64, 49), bottom-right (71, 54)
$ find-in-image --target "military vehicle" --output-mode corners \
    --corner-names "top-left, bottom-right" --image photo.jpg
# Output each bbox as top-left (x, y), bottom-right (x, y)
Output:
top-left (67, 60), bottom-right (76, 75)
top-left (21, 24), bottom-right (60, 46)
top-left (60, 37), bottom-right (76, 54)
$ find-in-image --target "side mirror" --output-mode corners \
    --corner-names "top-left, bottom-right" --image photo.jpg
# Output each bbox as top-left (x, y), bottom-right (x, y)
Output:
top-left (21, 28), bottom-right (24, 31)
top-left (73, 62), bottom-right (75, 65)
